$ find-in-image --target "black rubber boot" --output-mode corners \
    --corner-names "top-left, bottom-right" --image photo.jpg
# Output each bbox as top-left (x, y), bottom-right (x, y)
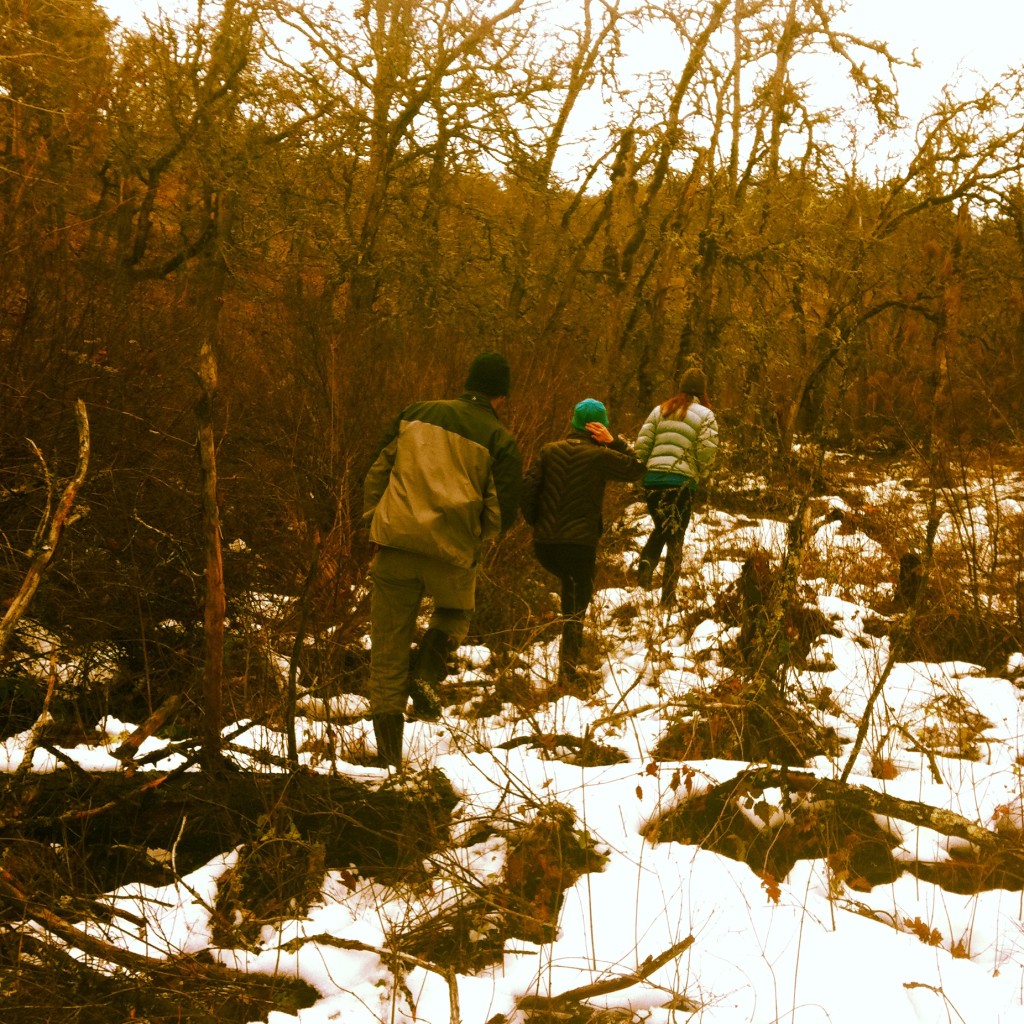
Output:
top-left (558, 616), bottom-right (584, 688)
top-left (408, 628), bottom-right (452, 720)
top-left (372, 713), bottom-right (404, 769)
top-left (415, 628), bottom-right (453, 684)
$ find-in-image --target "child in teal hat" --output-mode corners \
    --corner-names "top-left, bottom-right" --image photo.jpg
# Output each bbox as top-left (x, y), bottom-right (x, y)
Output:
top-left (520, 397), bottom-right (642, 693)
top-left (571, 398), bottom-right (609, 431)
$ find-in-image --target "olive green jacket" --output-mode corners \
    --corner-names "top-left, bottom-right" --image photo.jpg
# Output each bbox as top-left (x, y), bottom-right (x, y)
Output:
top-left (363, 391), bottom-right (522, 568)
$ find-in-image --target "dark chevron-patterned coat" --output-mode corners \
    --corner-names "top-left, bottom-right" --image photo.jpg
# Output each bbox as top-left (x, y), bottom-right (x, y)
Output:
top-left (520, 430), bottom-right (643, 547)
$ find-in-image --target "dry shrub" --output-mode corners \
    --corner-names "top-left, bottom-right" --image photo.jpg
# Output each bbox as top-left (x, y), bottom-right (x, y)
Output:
top-left (913, 689), bottom-right (993, 761)
top-left (800, 502), bottom-right (904, 598)
top-left (831, 487), bottom-right (919, 559)
top-left (901, 598), bottom-right (1020, 670)
top-left (861, 559), bottom-right (1024, 669)
top-left (398, 898), bottom-right (509, 973)
top-left (213, 818), bottom-right (326, 949)
top-left (294, 634), bottom-right (371, 700)
top-left (653, 676), bottom-right (840, 765)
top-left (471, 532), bottom-right (561, 655)
top-left (0, 840), bottom-right (75, 920)
top-left (499, 803), bottom-right (606, 943)
top-left (0, 671), bottom-right (43, 740)
top-left (398, 803), bottom-right (607, 972)
top-left (484, 652), bottom-right (548, 710)
top-left (713, 553), bottom-right (840, 673)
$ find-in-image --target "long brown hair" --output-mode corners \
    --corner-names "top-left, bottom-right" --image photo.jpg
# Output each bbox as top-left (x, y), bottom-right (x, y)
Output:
top-left (661, 389), bottom-right (709, 418)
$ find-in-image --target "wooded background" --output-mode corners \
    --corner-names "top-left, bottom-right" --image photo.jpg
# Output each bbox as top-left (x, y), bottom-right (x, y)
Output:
top-left (2, 0), bottom-right (1023, 743)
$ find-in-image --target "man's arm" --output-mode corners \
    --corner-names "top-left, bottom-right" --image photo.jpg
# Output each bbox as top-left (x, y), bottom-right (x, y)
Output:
top-left (362, 413), bottom-right (403, 524)
top-left (492, 433), bottom-right (523, 533)
top-left (520, 454), bottom-right (543, 526)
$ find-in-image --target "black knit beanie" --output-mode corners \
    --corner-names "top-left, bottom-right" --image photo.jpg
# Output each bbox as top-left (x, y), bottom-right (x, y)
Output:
top-left (465, 351), bottom-right (511, 397)
top-left (679, 367), bottom-right (707, 396)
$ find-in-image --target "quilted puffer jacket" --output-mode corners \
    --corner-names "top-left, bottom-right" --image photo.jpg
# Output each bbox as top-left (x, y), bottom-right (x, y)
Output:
top-left (520, 431), bottom-right (643, 546)
top-left (633, 400), bottom-right (718, 483)
top-left (363, 391), bottom-right (522, 568)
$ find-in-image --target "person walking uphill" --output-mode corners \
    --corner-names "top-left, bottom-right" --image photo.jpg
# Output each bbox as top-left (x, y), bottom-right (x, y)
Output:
top-left (521, 399), bottom-right (643, 692)
top-left (633, 367), bottom-right (718, 607)
top-left (362, 352), bottom-right (522, 769)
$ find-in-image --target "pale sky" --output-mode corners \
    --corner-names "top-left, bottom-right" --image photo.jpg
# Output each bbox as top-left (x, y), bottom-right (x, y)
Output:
top-left (98, 0), bottom-right (1023, 126)
top-left (833, 0), bottom-right (1024, 122)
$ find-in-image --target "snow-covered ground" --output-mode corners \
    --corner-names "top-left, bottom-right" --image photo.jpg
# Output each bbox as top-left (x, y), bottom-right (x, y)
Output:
top-left (6, 461), bottom-right (1024, 1024)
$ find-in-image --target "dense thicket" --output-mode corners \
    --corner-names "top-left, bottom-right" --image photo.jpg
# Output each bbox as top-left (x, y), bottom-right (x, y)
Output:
top-left (2, 0), bottom-right (1023, 732)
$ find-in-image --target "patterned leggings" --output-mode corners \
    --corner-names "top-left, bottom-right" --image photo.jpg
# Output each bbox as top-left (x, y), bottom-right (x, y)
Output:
top-left (638, 487), bottom-right (694, 603)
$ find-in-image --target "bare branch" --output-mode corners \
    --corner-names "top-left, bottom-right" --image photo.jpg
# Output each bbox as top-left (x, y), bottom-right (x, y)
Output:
top-left (0, 400), bottom-right (90, 658)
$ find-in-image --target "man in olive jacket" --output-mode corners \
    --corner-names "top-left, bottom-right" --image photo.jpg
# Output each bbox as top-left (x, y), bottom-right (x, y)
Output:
top-left (363, 352), bottom-right (522, 768)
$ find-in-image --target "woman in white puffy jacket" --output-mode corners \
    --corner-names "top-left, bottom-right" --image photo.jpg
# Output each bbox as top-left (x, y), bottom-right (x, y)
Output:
top-left (632, 367), bottom-right (718, 605)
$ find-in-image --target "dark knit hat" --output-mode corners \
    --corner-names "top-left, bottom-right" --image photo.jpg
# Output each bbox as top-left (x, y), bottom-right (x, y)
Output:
top-left (572, 398), bottom-right (610, 430)
top-left (465, 351), bottom-right (511, 397)
top-left (679, 367), bottom-right (707, 396)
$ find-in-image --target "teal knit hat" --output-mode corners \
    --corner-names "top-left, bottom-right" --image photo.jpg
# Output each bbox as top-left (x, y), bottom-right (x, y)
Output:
top-left (572, 398), bottom-right (609, 430)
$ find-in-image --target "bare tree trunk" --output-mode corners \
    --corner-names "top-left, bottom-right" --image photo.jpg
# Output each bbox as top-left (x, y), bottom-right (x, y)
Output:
top-left (195, 191), bottom-right (231, 771)
top-left (286, 534), bottom-right (321, 767)
top-left (197, 350), bottom-right (226, 769)
top-left (0, 400), bottom-right (89, 656)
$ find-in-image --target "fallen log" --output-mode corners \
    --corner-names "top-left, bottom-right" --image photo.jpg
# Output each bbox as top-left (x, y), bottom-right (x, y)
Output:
top-left (111, 694), bottom-right (184, 766)
top-left (1, 767), bottom-right (459, 892)
top-left (0, 866), bottom-right (320, 1023)
top-left (643, 766), bottom-right (1024, 894)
